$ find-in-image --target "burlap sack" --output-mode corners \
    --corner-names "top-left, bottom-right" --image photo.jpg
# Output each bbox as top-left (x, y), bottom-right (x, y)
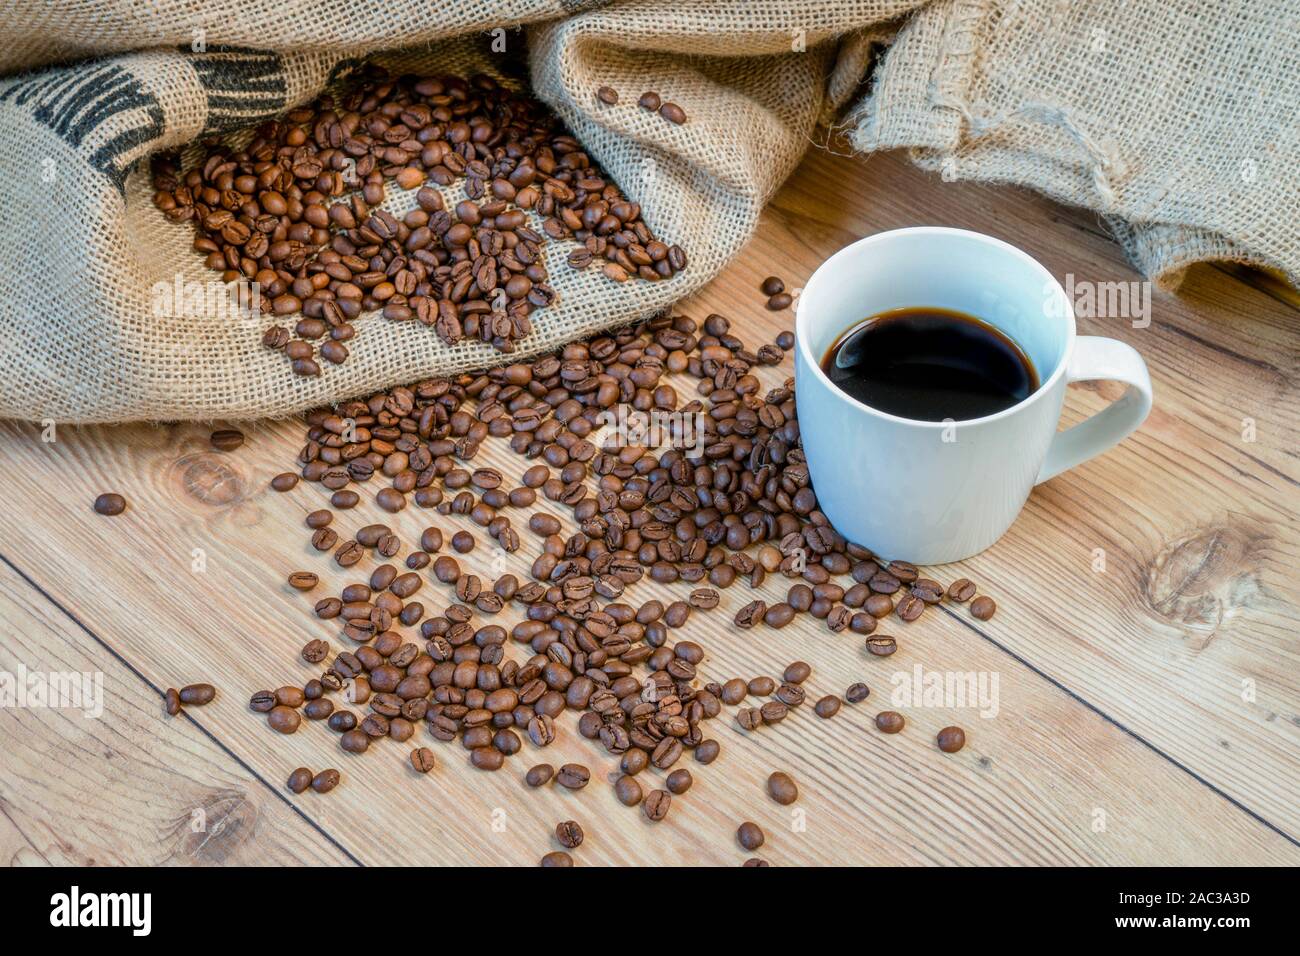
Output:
top-left (0, 0), bottom-right (1294, 424)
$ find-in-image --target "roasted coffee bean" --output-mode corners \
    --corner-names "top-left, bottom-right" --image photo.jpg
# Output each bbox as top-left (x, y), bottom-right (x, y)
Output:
top-left (637, 91), bottom-right (661, 111)
top-left (301, 638), bottom-right (329, 663)
top-left (249, 690), bottom-right (276, 713)
top-left (287, 571), bottom-right (318, 591)
top-left (783, 661), bottom-right (811, 684)
top-left (814, 695), bottom-right (841, 718)
top-left (937, 726), bottom-right (967, 753)
top-left (614, 774), bottom-right (643, 806)
top-left (526, 764), bottom-right (554, 787)
top-left (597, 85), bottom-right (619, 105)
top-left (93, 493), bottom-right (127, 516)
top-left (774, 682), bottom-right (805, 707)
top-left (540, 851), bottom-right (573, 867)
top-left (410, 747), bottom-right (436, 773)
top-left (970, 595), bottom-right (997, 620)
top-left (270, 472), bottom-right (299, 491)
top-left (743, 858), bottom-right (770, 867)
top-left (767, 771), bottom-right (798, 805)
top-left (470, 747), bottom-right (505, 771)
top-left (694, 739), bottom-right (720, 764)
top-left (759, 701), bottom-right (788, 724)
top-left (735, 600), bottom-right (767, 628)
top-left (911, 578), bottom-right (944, 603)
top-left (178, 683), bottom-right (216, 705)
top-left (665, 769), bottom-right (693, 794)
top-left (764, 603), bottom-right (796, 628)
top-left (846, 682), bottom-right (870, 703)
top-left (766, 292), bottom-right (792, 311)
top-left (311, 769), bottom-right (340, 793)
top-left (335, 540), bottom-right (364, 567)
top-left (721, 678), bottom-right (747, 705)
top-left (555, 820), bottom-right (584, 848)
top-left (875, 711), bottom-right (905, 734)
top-left (659, 102), bottom-right (687, 124)
top-left (761, 276), bottom-right (785, 295)
top-left (267, 705), bottom-right (301, 734)
top-left (643, 789), bottom-right (671, 821)
top-left (164, 688), bottom-right (181, 716)
top-left (210, 428), bottom-right (245, 451)
top-left (865, 594), bottom-right (894, 617)
top-left (737, 821), bottom-right (765, 851)
top-left (287, 768), bottom-right (313, 794)
top-left (866, 636), bottom-right (898, 657)
top-left (737, 707), bottom-right (762, 731)
top-left (451, 530), bottom-right (475, 553)
top-left (340, 727), bottom-right (371, 752)
top-left (945, 577), bottom-right (977, 602)
top-left (556, 764), bottom-right (590, 789)
top-left (896, 594), bottom-right (925, 621)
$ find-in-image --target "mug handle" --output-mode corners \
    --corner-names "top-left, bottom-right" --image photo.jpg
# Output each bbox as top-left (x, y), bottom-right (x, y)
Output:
top-left (1035, 336), bottom-right (1153, 484)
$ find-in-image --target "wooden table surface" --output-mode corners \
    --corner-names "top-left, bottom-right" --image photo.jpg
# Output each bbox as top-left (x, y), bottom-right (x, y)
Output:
top-left (1, 147), bottom-right (1296, 867)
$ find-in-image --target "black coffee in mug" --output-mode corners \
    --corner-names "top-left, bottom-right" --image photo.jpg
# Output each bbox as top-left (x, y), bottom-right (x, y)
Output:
top-left (820, 306), bottom-right (1038, 421)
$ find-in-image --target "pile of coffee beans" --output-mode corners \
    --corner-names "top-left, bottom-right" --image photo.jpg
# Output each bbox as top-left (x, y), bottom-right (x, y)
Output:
top-left (256, 304), bottom-right (987, 862)
top-left (152, 67), bottom-right (686, 376)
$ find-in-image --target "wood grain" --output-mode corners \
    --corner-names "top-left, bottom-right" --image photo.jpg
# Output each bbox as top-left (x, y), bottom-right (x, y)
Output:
top-left (0, 147), bottom-right (1295, 866)
top-left (0, 560), bottom-right (354, 867)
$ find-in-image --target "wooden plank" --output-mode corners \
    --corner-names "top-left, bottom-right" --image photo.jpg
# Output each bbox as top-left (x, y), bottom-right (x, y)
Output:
top-left (0, 407), bottom-right (1293, 864)
top-left (0, 560), bottom-right (355, 866)
top-left (0, 147), bottom-right (1294, 865)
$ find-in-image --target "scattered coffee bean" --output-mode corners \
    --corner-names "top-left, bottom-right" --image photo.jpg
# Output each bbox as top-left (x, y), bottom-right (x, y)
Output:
top-left (971, 595), bottom-right (997, 620)
top-left (614, 774), bottom-right (643, 806)
top-left (948, 578), bottom-right (977, 602)
top-left (643, 789), bottom-right (671, 821)
top-left (410, 747), bottom-right (436, 773)
top-left (93, 493), bottom-right (127, 516)
top-left (659, 102), bottom-right (687, 125)
top-left (287, 768), bottom-right (313, 793)
top-left (761, 276), bottom-right (785, 295)
top-left (556, 764), bottom-right (590, 790)
top-left (638, 91), bottom-right (661, 111)
top-left (311, 769), bottom-right (340, 793)
top-left (210, 428), bottom-right (245, 451)
top-left (767, 771), bottom-right (798, 805)
top-left (766, 292), bottom-right (793, 311)
top-left (287, 571), bottom-right (318, 591)
top-left (270, 472), bottom-right (299, 491)
top-left (526, 764), bottom-right (554, 787)
top-left (937, 726), bottom-right (967, 753)
top-left (179, 683), bottom-right (216, 706)
top-left (268, 705), bottom-right (301, 734)
top-left (540, 851), bottom-right (573, 867)
top-left (876, 711), bottom-right (905, 734)
top-left (597, 86), bottom-right (619, 105)
top-left (164, 688), bottom-right (181, 716)
top-left (783, 661), bottom-right (811, 684)
top-left (846, 682), bottom-right (870, 703)
top-left (866, 636), bottom-right (898, 657)
top-left (814, 695), bottom-right (841, 718)
top-left (665, 769), bottom-right (693, 794)
top-left (555, 820), bottom-right (584, 848)
top-left (737, 821), bottom-right (765, 851)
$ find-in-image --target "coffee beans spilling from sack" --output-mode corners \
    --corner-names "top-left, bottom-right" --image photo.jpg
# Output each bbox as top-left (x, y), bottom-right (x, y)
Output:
top-left (151, 67), bottom-right (686, 376)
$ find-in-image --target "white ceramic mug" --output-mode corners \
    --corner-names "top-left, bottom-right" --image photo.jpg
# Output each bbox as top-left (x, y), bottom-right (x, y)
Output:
top-left (794, 227), bottom-right (1153, 564)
